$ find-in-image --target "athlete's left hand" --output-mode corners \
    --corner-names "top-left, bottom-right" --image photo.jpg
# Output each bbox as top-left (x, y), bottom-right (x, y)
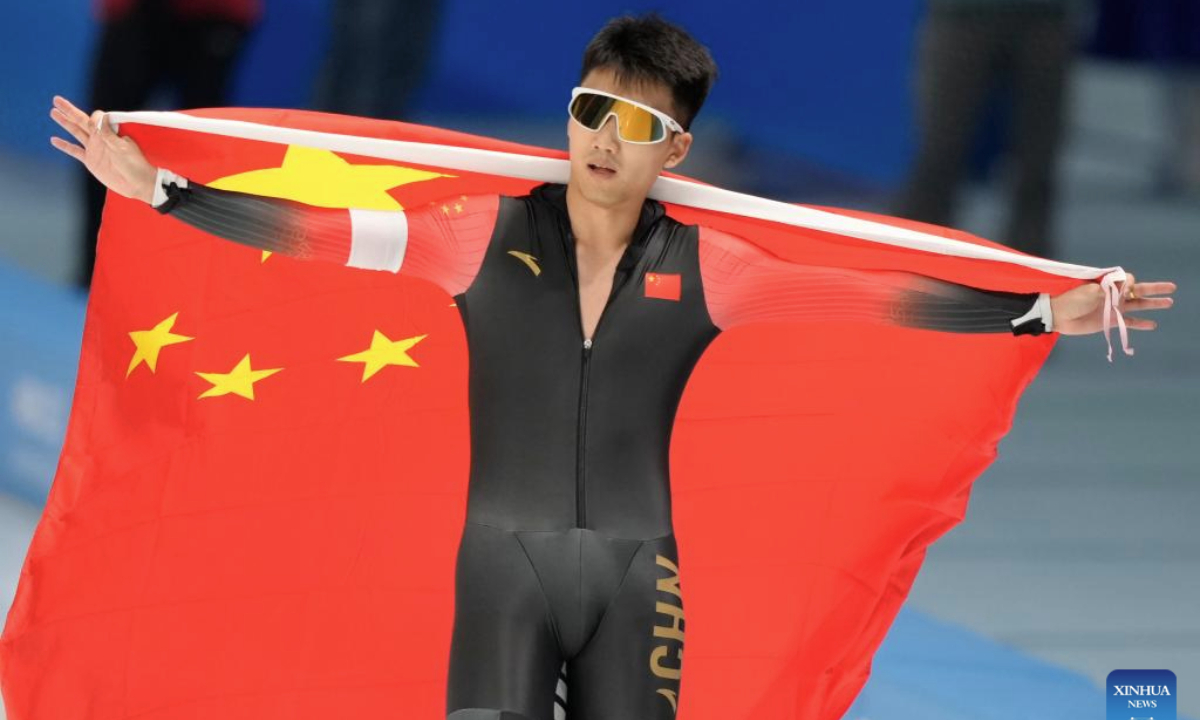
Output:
top-left (1050, 273), bottom-right (1177, 335)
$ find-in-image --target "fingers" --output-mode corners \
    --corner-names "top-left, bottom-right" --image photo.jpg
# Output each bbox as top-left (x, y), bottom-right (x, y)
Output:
top-left (49, 136), bottom-right (85, 162)
top-left (1122, 314), bottom-right (1158, 331)
top-left (91, 110), bottom-right (128, 152)
top-left (1132, 281), bottom-right (1177, 298)
top-left (52, 95), bottom-right (93, 128)
top-left (1124, 297), bottom-right (1173, 312)
top-left (48, 95), bottom-right (123, 166)
top-left (1119, 271), bottom-right (1177, 314)
top-left (1123, 296), bottom-right (1171, 314)
top-left (49, 107), bottom-right (91, 146)
top-left (1121, 277), bottom-right (1177, 318)
top-left (1117, 273), bottom-right (1173, 332)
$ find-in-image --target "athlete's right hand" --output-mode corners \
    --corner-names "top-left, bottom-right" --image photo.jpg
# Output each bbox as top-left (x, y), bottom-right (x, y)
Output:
top-left (50, 95), bottom-right (158, 204)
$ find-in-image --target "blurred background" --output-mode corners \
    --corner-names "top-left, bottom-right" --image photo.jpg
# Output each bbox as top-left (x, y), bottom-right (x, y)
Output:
top-left (1, 0), bottom-right (1197, 717)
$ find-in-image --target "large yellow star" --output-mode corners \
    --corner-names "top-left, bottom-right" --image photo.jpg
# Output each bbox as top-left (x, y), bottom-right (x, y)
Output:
top-left (337, 330), bottom-right (428, 382)
top-left (195, 354), bottom-right (283, 400)
top-left (207, 145), bottom-right (451, 262)
top-left (127, 312), bottom-right (194, 378)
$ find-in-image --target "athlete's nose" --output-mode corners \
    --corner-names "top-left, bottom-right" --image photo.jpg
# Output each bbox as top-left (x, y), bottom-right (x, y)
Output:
top-left (592, 114), bottom-right (620, 153)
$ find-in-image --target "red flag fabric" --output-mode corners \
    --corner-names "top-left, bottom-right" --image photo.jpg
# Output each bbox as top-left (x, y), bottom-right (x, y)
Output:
top-left (0, 108), bottom-right (1126, 720)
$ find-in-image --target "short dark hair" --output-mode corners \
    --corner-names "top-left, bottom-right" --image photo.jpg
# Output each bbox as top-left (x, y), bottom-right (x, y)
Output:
top-left (580, 13), bottom-right (718, 131)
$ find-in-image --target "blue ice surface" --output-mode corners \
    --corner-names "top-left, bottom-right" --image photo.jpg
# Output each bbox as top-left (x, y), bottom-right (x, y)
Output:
top-left (848, 606), bottom-right (1195, 720)
top-left (0, 259), bottom-right (85, 506)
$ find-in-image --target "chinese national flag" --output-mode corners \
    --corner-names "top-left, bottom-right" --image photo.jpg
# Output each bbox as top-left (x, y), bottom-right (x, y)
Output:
top-left (644, 272), bottom-right (682, 301)
top-left (0, 108), bottom-right (1107, 719)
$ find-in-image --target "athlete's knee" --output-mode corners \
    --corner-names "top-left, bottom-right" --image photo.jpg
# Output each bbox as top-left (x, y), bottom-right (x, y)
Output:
top-left (447, 708), bottom-right (538, 720)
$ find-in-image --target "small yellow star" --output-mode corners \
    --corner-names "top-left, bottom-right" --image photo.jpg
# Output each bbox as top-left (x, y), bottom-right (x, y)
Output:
top-left (453, 202), bottom-right (463, 214)
top-left (127, 312), bottom-right (194, 378)
top-left (337, 330), bottom-right (428, 382)
top-left (195, 354), bottom-right (283, 400)
top-left (441, 204), bottom-right (450, 216)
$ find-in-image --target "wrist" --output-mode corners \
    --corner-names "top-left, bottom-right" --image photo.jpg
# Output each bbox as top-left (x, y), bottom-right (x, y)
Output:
top-left (1038, 292), bottom-right (1055, 333)
top-left (139, 166), bottom-right (159, 205)
top-left (1010, 292), bottom-right (1054, 335)
top-left (149, 168), bottom-right (189, 210)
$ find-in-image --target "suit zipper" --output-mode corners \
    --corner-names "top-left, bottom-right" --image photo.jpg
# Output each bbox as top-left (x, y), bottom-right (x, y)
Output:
top-left (577, 337), bottom-right (592, 527)
top-left (568, 229), bottom-right (625, 530)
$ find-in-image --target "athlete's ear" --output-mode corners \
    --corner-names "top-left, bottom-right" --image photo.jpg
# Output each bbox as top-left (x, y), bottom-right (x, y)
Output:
top-left (663, 131), bottom-right (693, 170)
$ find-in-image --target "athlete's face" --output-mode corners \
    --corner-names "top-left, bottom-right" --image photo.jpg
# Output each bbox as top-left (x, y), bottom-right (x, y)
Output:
top-left (567, 67), bottom-right (694, 209)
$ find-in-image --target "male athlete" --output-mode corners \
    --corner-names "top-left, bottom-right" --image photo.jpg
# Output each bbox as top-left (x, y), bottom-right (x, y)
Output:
top-left (50, 13), bottom-right (1175, 720)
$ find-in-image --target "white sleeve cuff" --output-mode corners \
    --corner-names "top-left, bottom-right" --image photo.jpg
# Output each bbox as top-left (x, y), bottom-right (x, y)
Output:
top-left (150, 168), bottom-right (189, 208)
top-left (1010, 292), bottom-right (1054, 333)
top-left (1038, 292), bottom-right (1054, 332)
top-left (346, 207), bottom-right (408, 273)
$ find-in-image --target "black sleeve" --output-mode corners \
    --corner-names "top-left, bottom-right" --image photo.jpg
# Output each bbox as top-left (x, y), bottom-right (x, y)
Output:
top-left (895, 282), bottom-right (1048, 336)
top-left (155, 176), bottom-right (355, 262)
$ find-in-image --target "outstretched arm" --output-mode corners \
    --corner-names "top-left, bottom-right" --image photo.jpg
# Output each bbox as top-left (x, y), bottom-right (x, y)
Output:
top-left (50, 95), bottom-right (497, 296)
top-left (148, 169), bottom-right (498, 296)
top-left (697, 225), bottom-right (1054, 334)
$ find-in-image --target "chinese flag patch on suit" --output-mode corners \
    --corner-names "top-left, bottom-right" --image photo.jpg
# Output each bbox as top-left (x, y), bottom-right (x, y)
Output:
top-left (645, 272), bottom-right (682, 301)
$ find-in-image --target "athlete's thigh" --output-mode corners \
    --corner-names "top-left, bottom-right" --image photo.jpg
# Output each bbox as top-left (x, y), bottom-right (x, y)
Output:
top-left (567, 534), bottom-right (685, 720)
top-left (447, 522), bottom-right (563, 720)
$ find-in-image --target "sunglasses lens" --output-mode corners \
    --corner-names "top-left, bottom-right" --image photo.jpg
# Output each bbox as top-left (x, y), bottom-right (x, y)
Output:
top-left (570, 92), bottom-right (666, 143)
top-left (614, 100), bottom-right (661, 142)
top-left (569, 93), bottom-right (613, 129)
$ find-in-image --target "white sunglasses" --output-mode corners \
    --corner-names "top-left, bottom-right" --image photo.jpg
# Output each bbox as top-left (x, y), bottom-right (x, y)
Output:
top-left (567, 87), bottom-right (685, 144)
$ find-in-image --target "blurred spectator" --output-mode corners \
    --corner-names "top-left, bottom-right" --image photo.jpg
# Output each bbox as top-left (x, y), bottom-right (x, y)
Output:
top-left (1091, 0), bottom-right (1200, 199)
top-left (311, 0), bottom-right (443, 120)
top-left (892, 0), bottom-right (1085, 260)
top-left (80, 0), bottom-right (261, 290)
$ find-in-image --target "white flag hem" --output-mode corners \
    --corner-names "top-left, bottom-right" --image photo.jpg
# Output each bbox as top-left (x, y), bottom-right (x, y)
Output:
top-left (108, 109), bottom-right (1121, 282)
